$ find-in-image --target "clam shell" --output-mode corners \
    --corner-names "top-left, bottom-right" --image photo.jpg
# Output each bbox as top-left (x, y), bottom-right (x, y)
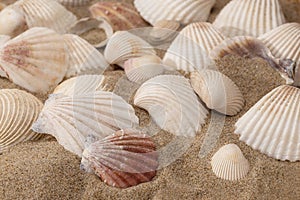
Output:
top-left (57, 0), bottom-right (92, 7)
top-left (0, 27), bottom-right (68, 93)
top-left (235, 85), bottom-right (300, 161)
top-left (134, 0), bottom-right (216, 25)
top-left (213, 0), bottom-right (285, 37)
top-left (190, 70), bottom-right (244, 116)
top-left (134, 75), bottom-right (208, 137)
top-left (211, 144), bottom-right (249, 181)
top-left (32, 91), bottom-right (139, 157)
top-left (149, 20), bottom-right (181, 45)
top-left (0, 89), bottom-right (43, 153)
top-left (124, 55), bottom-right (164, 83)
top-left (81, 129), bottom-right (158, 188)
top-left (104, 31), bottom-right (156, 67)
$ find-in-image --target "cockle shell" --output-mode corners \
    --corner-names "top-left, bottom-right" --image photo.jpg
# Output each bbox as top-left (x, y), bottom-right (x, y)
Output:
top-left (57, 0), bottom-right (92, 7)
top-left (149, 20), bottom-right (182, 45)
top-left (124, 55), bottom-right (164, 83)
top-left (0, 89), bottom-right (43, 153)
top-left (235, 85), bottom-right (300, 161)
top-left (0, 27), bottom-right (68, 93)
top-left (104, 31), bottom-right (156, 67)
top-left (89, 2), bottom-right (147, 31)
top-left (81, 129), bottom-right (158, 188)
top-left (134, 0), bottom-right (216, 25)
top-left (32, 91), bottom-right (139, 157)
top-left (213, 0), bottom-right (285, 37)
top-left (190, 70), bottom-right (244, 116)
top-left (211, 144), bottom-right (250, 181)
top-left (134, 75), bottom-right (208, 137)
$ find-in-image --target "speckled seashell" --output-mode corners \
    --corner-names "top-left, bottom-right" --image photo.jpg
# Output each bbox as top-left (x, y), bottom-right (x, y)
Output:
top-left (134, 75), bottom-right (208, 137)
top-left (190, 70), bottom-right (244, 116)
top-left (211, 144), bottom-right (249, 181)
top-left (213, 0), bottom-right (285, 37)
top-left (57, 0), bottom-right (92, 7)
top-left (0, 89), bottom-right (43, 153)
top-left (149, 20), bottom-right (181, 45)
top-left (124, 55), bottom-right (164, 83)
top-left (89, 2), bottom-right (147, 31)
top-left (104, 31), bottom-right (156, 67)
top-left (32, 92), bottom-right (139, 157)
top-left (0, 27), bottom-right (68, 93)
top-left (235, 85), bottom-right (300, 162)
top-left (134, 0), bottom-right (216, 25)
top-left (80, 129), bottom-right (158, 188)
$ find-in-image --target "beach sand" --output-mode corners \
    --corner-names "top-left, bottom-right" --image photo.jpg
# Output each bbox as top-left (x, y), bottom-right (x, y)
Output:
top-left (0, 0), bottom-right (299, 199)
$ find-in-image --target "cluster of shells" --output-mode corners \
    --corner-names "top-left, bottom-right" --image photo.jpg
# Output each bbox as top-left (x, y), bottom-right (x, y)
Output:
top-left (0, 0), bottom-right (299, 188)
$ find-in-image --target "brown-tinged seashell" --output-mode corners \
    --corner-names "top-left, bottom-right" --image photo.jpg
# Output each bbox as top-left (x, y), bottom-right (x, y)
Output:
top-left (80, 129), bottom-right (158, 188)
top-left (149, 20), bottom-right (182, 45)
top-left (0, 3), bottom-right (6, 11)
top-left (57, 0), bottom-right (92, 7)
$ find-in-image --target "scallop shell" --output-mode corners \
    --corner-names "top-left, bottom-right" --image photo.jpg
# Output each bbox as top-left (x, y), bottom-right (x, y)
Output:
top-left (134, 75), bottom-right (208, 137)
top-left (213, 0), bottom-right (285, 37)
top-left (63, 34), bottom-right (109, 77)
top-left (0, 89), bottom-right (43, 153)
top-left (89, 2), bottom-right (147, 31)
top-left (57, 0), bottom-right (92, 7)
top-left (80, 129), bottom-right (158, 188)
top-left (235, 85), bottom-right (300, 161)
top-left (104, 31), bottom-right (156, 67)
top-left (211, 144), bottom-right (249, 181)
top-left (124, 55), bottom-right (164, 83)
top-left (134, 0), bottom-right (216, 25)
top-left (32, 91), bottom-right (139, 157)
top-left (149, 20), bottom-right (181, 45)
top-left (0, 27), bottom-right (68, 93)
top-left (190, 70), bottom-right (244, 116)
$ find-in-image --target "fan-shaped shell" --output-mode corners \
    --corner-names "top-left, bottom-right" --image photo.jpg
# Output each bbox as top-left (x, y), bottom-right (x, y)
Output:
top-left (0, 27), bottom-right (68, 93)
top-left (81, 129), bottom-right (158, 188)
top-left (149, 20), bottom-right (181, 45)
top-left (0, 89), bottom-right (43, 153)
top-left (211, 144), bottom-right (249, 181)
top-left (32, 91), bottom-right (139, 157)
top-left (57, 0), bottom-right (92, 7)
top-left (134, 0), bottom-right (216, 25)
top-left (190, 70), bottom-right (244, 116)
top-left (235, 85), bottom-right (300, 161)
top-left (213, 0), bottom-right (285, 37)
top-left (134, 75), bottom-right (208, 137)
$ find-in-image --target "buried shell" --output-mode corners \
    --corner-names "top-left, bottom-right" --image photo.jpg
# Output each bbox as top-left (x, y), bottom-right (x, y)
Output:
top-left (57, 0), bottom-right (92, 7)
top-left (190, 70), bottom-right (244, 116)
top-left (213, 0), bottom-right (285, 37)
top-left (0, 89), bottom-right (43, 153)
top-left (211, 144), bottom-right (250, 181)
top-left (235, 85), bottom-right (300, 161)
top-left (149, 20), bottom-right (182, 45)
top-left (80, 129), bottom-right (158, 188)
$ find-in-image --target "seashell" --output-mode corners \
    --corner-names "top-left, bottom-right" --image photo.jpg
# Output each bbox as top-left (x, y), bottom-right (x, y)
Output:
top-left (190, 70), bottom-right (244, 116)
top-left (149, 20), bottom-right (182, 45)
top-left (134, 0), bottom-right (216, 25)
top-left (57, 0), bottom-right (92, 7)
top-left (32, 91), bottom-right (139, 157)
top-left (89, 2), bottom-right (147, 31)
top-left (134, 75), bottom-right (208, 137)
top-left (63, 34), bottom-right (109, 77)
top-left (213, 0), bottom-right (285, 37)
top-left (80, 129), bottom-right (158, 188)
top-left (211, 144), bottom-right (250, 181)
top-left (163, 22), bottom-right (225, 72)
top-left (124, 55), bottom-right (164, 83)
top-left (0, 27), bottom-right (68, 93)
top-left (104, 31), bottom-right (156, 67)
top-left (0, 3), bottom-right (6, 11)
top-left (235, 85), bottom-right (300, 162)
top-left (0, 89), bottom-right (43, 153)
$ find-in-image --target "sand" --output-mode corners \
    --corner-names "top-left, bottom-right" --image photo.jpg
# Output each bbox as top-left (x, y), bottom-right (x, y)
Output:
top-left (0, 0), bottom-right (300, 200)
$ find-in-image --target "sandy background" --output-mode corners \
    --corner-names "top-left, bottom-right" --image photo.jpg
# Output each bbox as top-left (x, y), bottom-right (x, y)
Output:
top-left (0, 0), bottom-right (300, 199)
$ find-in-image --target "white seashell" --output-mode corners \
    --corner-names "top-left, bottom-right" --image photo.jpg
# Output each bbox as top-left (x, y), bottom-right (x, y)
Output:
top-left (104, 31), bottom-right (156, 67)
top-left (32, 91), bottom-right (139, 157)
top-left (149, 20), bottom-right (182, 45)
top-left (235, 85), bottom-right (300, 162)
top-left (0, 27), bottom-right (68, 93)
top-left (190, 70), bottom-right (244, 116)
top-left (124, 55), bottom-right (164, 83)
top-left (63, 34), bottom-right (109, 78)
top-left (213, 0), bottom-right (286, 37)
top-left (0, 89), bottom-right (43, 153)
top-left (211, 144), bottom-right (250, 181)
top-left (134, 0), bottom-right (216, 25)
top-left (134, 75), bottom-right (208, 137)
top-left (57, 0), bottom-right (92, 7)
